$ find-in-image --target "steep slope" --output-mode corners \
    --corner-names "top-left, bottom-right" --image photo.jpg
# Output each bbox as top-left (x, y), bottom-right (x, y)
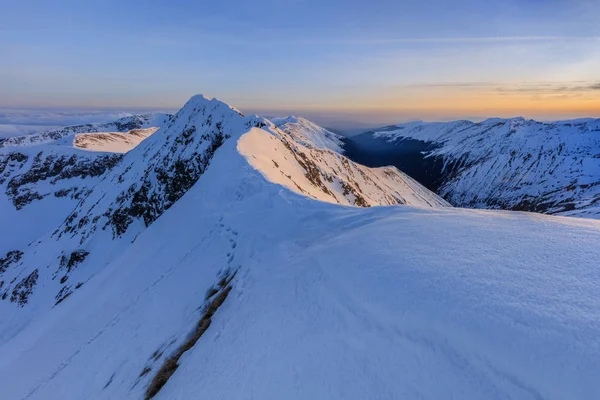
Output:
top-left (271, 116), bottom-right (345, 152)
top-left (0, 95), bottom-right (445, 316)
top-left (0, 144), bottom-right (123, 255)
top-left (72, 127), bottom-right (160, 153)
top-left (343, 118), bottom-right (600, 218)
top-left (239, 127), bottom-right (449, 208)
top-left (0, 102), bottom-right (598, 400)
top-left (0, 95), bottom-right (265, 316)
top-left (0, 115), bottom-right (168, 256)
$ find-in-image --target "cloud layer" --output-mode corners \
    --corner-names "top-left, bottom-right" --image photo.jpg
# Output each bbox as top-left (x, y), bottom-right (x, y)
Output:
top-left (0, 108), bottom-right (170, 139)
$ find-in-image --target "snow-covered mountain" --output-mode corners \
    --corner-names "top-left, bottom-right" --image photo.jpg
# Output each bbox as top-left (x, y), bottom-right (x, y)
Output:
top-left (0, 113), bottom-right (169, 148)
top-left (240, 125), bottom-right (448, 208)
top-left (343, 118), bottom-right (600, 218)
top-left (0, 95), bottom-right (444, 313)
top-left (271, 116), bottom-right (345, 152)
top-left (0, 114), bottom-right (168, 255)
top-left (0, 96), bottom-right (599, 400)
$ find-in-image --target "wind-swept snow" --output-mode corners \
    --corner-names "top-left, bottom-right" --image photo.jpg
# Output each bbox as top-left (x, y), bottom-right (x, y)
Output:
top-left (272, 116), bottom-right (345, 152)
top-left (72, 127), bottom-right (159, 153)
top-left (0, 96), bottom-right (598, 400)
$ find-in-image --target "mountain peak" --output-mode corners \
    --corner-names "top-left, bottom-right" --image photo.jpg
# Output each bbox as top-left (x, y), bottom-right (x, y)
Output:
top-left (180, 94), bottom-right (245, 118)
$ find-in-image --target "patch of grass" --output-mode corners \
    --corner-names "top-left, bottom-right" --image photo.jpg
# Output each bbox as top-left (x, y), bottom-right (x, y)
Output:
top-left (145, 357), bottom-right (178, 399)
top-left (145, 281), bottom-right (234, 400)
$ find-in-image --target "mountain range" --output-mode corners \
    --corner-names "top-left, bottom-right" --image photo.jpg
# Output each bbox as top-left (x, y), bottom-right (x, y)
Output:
top-left (0, 95), bottom-right (598, 400)
top-left (343, 118), bottom-right (600, 218)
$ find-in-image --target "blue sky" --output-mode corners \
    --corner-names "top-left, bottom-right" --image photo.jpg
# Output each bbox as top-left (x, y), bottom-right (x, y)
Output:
top-left (1, 0), bottom-right (599, 127)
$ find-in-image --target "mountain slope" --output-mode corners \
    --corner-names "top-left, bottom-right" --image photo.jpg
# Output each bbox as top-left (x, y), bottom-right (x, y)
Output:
top-left (0, 115), bottom-right (167, 255)
top-left (0, 145), bottom-right (122, 255)
top-left (239, 127), bottom-right (449, 208)
top-left (72, 127), bottom-right (159, 153)
top-left (271, 116), bottom-right (345, 152)
top-left (0, 96), bottom-right (598, 400)
top-left (343, 118), bottom-right (600, 218)
top-left (0, 95), bottom-right (441, 321)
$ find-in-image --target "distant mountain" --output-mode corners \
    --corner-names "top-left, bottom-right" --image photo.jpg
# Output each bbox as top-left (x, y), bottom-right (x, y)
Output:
top-left (0, 113), bottom-right (170, 148)
top-left (271, 116), bottom-right (346, 153)
top-left (242, 119), bottom-right (448, 208)
top-left (0, 113), bottom-right (169, 254)
top-left (343, 118), bottom-right (600, 218)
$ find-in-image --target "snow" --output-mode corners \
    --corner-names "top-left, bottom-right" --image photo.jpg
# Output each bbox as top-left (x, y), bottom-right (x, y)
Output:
top-left (0, 115), bottom-right (164, 254)
top-left (0, 144), bottom-right (119, 255)
top-left (0, 113), bottom-right (169, 149)
top-left (369, 117), bottom-right (600, 218)
top-left (0, 95), bottom-right (599, 400)
top-left (72, 127), bottom-right (159, 153)
top-left (238, 126), bottom-right (449, 208)
top-left (272, 116), bottom-right (345, 152)
top-left (0, 124), bottom-right (61, 139)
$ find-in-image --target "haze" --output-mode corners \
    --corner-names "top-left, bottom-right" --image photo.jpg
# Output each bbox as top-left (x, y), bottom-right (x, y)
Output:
top-left (1, 0), bottom-right (599, 128)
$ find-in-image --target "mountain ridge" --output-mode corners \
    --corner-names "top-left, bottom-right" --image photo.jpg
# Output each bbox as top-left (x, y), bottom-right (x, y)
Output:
top-left (0, 95), bottom-right (598, 400)
top-left (0, 94), bottom-right (445, 318)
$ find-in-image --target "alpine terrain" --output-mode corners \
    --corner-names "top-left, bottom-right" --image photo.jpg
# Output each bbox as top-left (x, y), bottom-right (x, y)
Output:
top-left (343, 118), bottom-right (600, 218)
top-left (0, 95), bottom-right (598, 400)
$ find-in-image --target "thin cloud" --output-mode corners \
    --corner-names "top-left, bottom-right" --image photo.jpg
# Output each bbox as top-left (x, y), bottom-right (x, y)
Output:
top-left (141, 32), bottom-right (600, 48)
top-left (495, 82), bottom-right (600, 94)
top-left (400, 81), bottom-right (600, 94)
top-left (361, 36), bottom-right (600, 44)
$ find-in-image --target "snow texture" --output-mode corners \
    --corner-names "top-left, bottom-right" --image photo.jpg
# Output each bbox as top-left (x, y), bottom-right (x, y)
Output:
top-left (271, 116), bottom-right (345, 153)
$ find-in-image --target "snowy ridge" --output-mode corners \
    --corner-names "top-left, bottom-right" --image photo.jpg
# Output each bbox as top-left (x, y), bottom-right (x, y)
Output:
top-left (271, 116), bottom-right (345, 152)
top-left (0, 95), bottom-right (267, 318)
top-left (0, 95), bottom-right (599, 400)
top-left (239, 127), bottom-right (449, 208)
top-left (366, 117), bottom-right (600, 218)
top-left (0, 94), bottom-right (444, 315)
top-left (53, 95), bottom-right (265, 242)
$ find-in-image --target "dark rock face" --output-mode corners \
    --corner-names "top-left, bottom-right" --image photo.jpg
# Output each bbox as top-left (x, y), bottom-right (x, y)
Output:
top-left (1, 149), bottom-right (122, 210)
top-left (6, 152), bottom-right (122, 209)
top-left (10, 269), bottom-right (39, 307)
top-left (59, 250), bottom-right (90, 273)
top-left (0, 250), bottom-right (24, 275)
top-left (105, 131), bottom-right (227, 237)
top-left (0, 152), bottom-right (29, 184)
